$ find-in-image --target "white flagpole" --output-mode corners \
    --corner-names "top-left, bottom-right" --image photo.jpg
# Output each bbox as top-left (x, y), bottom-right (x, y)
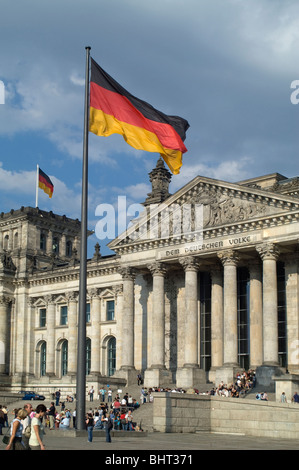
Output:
top-left (35, 164), bottom-right (39, 208)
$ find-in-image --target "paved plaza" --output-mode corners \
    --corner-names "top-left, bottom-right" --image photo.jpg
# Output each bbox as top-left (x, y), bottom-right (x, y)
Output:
top-left (1, 428), bottom-right (297, 452)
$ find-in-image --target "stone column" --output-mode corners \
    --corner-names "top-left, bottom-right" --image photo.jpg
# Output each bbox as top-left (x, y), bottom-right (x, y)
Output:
top-left (218, 249), bottom-right (239, 366)
top-left (215, 250), bottom-right (239, 385)
top-left (176, 257), bottom-right (206, 388)
top-left (45, 295), bottom-right (56, 376)
top-left (26, 298), bottom-right (35, 376)
top-left (89, 288), bottom-right (102, 376)
top-left (248, 261), bottom-right (263, 369)
top-left (210, 266), bottom-right (223, 372)
top-left (149, 262), bottom-right (167, 369)
top-left (285, 254), bottom-right (299, 374)
top-left (179, 256), bottom-right (200, 368)
top-left (144, 262), bottom-right (172, 387)
top-left (60, 234), bottom-right (66, 258)
top-left (46, 230), bottom-right (53, 255)
top-left (66, 291), bottom-right (78, 375)
top-left (0, 296), bottom-right (11, 374)
top-left (256, 243), bottom-right (280, 366)
top-left (118, 267), bottom-right (136, 372)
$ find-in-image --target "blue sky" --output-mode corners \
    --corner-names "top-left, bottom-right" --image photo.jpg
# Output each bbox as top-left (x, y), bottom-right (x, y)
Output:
top-left (1, 0), bottom-right (299, 257)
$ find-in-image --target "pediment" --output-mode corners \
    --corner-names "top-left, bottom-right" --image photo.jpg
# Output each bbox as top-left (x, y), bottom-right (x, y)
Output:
top-left (108, 175), bottom-right (299, 252)
top-left (33, 298), bottom-right (47, 308)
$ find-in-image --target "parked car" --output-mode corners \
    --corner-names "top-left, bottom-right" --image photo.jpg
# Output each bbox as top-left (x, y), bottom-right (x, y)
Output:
top-left (22, 391), bottom-right (45, 401)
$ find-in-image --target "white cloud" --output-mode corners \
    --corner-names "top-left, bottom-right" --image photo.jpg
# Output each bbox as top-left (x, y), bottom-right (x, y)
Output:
top-left (70, 73), bottom-right (85, 87)
top-left (170, 157), bottom-right (253, 192)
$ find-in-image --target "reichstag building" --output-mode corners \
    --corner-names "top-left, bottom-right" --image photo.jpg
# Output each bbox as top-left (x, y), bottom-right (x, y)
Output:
top-left (1, 158), bottom-right (299, 394)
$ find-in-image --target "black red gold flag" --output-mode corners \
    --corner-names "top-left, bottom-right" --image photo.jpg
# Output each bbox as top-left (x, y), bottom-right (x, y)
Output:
top-left (39, 168), bottom-right (54, 198)
top-left (89, 58), bottom-right (189, 174)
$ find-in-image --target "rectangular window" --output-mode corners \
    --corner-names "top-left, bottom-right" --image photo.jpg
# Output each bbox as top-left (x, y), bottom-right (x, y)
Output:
top-left (237, 267), bottom-right (250, 370)
top-left (277, 262), bottom-right (287, 367)
top-left (86, 303), bottom-right (90, 323)
top-left (39, 308), bottom-right (46, 328)
top-left (106, 300), bottom-right (115, 321)
top-left (200, 272), bottom-right (211, 372)
top-left (60, 305), bottom-right (68, 325)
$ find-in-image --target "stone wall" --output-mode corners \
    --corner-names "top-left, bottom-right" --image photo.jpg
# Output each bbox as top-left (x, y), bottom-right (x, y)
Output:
top-left (152, 392), bottom-right (299, 439)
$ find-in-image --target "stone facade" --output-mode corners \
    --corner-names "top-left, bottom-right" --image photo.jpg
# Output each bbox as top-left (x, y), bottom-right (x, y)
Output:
top-left (2, 164), bottom-right (299, 392)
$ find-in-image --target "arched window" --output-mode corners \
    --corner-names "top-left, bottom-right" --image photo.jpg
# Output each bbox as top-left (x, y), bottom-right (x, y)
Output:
top-left (86, 338), bottom-right (91, 375)
top-left (40, 342), bottom-right (46, 376)
top-left (107, 337), bottom-right (116, 377)
top-left (61, 340), bottom-right (68, 376)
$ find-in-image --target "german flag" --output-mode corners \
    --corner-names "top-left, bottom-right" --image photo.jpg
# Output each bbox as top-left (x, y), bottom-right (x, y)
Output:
top-left (89, 58), bottom-right (189, 175)
top-left (39, 168), bottom-right (54, 198)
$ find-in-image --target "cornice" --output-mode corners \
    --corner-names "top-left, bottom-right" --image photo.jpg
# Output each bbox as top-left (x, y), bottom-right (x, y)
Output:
top-left (113, 209), bottom-right (299, 255)
top-left (28, 263), bottom-right (119, 287)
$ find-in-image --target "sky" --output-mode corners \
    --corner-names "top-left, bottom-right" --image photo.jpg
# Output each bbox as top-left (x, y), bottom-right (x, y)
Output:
top-left (1, 0), bottom-right (299, 257)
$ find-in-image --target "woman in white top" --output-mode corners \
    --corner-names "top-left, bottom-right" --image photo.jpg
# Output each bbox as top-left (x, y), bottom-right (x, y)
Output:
top-left (5, 408), bottom-right (28, 450)
top-left (29, 404), bottom-right (47, 450)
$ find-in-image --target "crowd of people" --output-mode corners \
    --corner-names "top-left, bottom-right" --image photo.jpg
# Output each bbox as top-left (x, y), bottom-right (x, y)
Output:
top-left (0, 386), bottom-right (145, 449)
top-left (211, 370), bottom-right (256, 398)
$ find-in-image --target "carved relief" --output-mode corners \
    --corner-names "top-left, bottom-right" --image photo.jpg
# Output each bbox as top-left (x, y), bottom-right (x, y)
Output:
top-left (189, 187), bottom-right (269, 228)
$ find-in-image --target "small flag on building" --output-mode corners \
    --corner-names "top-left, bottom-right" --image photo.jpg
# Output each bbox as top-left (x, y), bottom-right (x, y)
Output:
top-left (35, 165), bottom-right (54, 207)
top-left (39, 167), bottom-right (54, 198)
top-left (89, 57), bottom-right (190, 175)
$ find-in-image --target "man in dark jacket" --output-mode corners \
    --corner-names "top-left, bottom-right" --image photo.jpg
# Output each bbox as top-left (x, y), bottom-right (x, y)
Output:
top-left (0, 405), bottom-right (4, 435)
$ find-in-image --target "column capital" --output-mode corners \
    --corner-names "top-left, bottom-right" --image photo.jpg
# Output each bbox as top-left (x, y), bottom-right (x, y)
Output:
top-left (0, 295), bottom-right (12, 306)
top-left (179, 256), bottom-right (201, 272)
top-left (88, 287), bottom-right (100, 298)
top-left (148, 261), bottom-right (167, 277)
top-left (44, 294), bottom-right (55, 305)
top-left (256, 243), bottom-right (280, 261)
top-left (118, 266), bottom-right (136, 281)
top-left (217, 249), bottom-right (239, 267)
top-left (65, 291), bottom-right (78, 302)
top-left (112, 284), bottom-right (123, 296)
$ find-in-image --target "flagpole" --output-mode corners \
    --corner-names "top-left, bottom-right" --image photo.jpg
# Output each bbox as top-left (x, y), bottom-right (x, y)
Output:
top-left (35, 164), bottom-right (39, 208)
top-left (76, 46), bottom-right (91, 431)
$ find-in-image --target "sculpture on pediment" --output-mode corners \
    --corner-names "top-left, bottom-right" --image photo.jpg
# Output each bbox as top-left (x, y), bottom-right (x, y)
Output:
top-left (190, 186), bottom-right (268, 227)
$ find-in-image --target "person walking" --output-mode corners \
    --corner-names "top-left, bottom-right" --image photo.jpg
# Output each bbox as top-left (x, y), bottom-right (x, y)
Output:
top-left (29, 404), bottom-right (47, 450)
top-left (5, 408), bottom-right (27, 450)
top-left (102, 411), bottom-right (112, 443)
top-left (86, 413), bottom-right (94, 442)
top-left (48, 402), bottom-right (56, 429)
